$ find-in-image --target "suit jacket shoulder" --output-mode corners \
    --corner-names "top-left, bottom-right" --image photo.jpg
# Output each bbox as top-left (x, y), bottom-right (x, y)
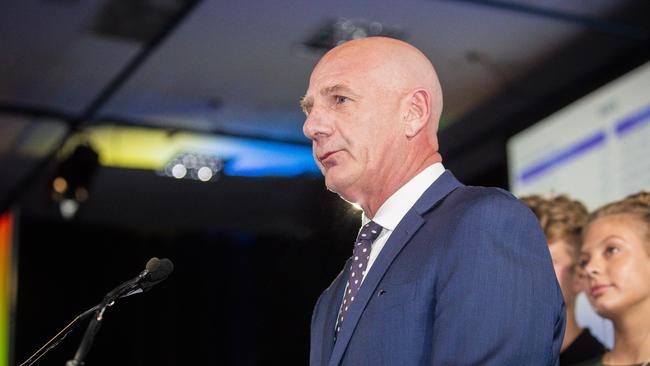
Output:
top-left (311, 171), bottom-right (565, 366)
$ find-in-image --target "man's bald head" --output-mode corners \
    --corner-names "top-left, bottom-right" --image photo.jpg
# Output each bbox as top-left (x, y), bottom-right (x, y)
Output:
top-left (312, 37), bottom-right (443, 132)
top-left (302, 36), bottom-right (444, 216)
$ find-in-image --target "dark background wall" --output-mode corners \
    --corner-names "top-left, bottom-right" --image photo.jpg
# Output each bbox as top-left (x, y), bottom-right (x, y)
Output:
top-left (14, 173), bottom-right (361, 365)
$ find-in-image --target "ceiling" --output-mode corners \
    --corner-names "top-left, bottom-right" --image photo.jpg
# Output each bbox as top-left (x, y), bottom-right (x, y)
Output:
top-left (0, 0), bottom-right (649, 215)
top-left (1, 0), bottom-right (647, 138)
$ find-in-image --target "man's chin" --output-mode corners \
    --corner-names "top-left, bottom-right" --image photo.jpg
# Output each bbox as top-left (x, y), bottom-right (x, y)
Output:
top-left (324, 174), bottom-right (348, 196)
top-left (324, 176), bottom-right (360, 204)
top-left (324, 178), bottom-right (342, 195)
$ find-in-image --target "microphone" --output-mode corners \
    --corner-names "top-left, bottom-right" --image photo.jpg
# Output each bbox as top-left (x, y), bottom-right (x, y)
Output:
top-left (66, 257), bottom-right (174, 366)
top-left (140, 257), bottom-right (174, 292)
top-left (20, 257), bottom-right (174, 366)
top-left (103, 257), bottom-right (174, 302)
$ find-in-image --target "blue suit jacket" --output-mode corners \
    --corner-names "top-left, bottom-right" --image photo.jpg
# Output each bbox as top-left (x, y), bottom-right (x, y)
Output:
top-left (310, 171), bottom-right (565, 365)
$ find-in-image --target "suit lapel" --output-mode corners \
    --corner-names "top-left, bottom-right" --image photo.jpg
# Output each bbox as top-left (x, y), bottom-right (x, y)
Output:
top-left (317, 258), bottom-right (352, 365)
top-left (326, 171), bottom-right (462, 366)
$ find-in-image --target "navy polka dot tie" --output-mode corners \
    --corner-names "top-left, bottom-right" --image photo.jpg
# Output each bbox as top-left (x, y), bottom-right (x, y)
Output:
top-left (335, 220), bottom-right (383, 337)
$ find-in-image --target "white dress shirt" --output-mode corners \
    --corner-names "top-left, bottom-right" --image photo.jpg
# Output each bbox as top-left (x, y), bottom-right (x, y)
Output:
top-left (335, 163), bottom-right (445, 331)
top-left (360, 162), bottom-right (445, 283)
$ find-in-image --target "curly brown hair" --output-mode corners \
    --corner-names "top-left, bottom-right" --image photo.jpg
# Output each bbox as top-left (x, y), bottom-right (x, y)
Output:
top-left (520, 194), bottom-right (588, 260)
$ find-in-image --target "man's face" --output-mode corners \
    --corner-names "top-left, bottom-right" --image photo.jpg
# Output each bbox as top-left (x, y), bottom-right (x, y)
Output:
top-left (301, 51), bottom-right (403, 203)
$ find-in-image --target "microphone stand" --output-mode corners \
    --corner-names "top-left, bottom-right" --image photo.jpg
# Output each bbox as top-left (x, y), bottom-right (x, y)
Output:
top-left (65, 302), bottom-right (111, 366)
top-left (19, 305), bottom-right (99, 366)
top-left (19, 257), bottom-right (173, 366)
top-left (66, 273), bottom-right (145, 366)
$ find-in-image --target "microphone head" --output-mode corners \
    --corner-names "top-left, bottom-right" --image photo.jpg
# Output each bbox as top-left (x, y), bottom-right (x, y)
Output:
top-left (110, 258), bottom-right (174, 300)
top-left (151, 258), bottom-right (173, 281)
top-left (147, 258), bottom-right (174, 282)
top-left (145, 257), bottom-right (161, 272)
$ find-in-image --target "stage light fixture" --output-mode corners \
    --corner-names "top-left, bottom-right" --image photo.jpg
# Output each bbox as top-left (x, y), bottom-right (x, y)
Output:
top-left (303, 18), bottom-right (406, 52)
top-left (50, 144), bottom-right (99, 219)
top-left (161, 152), bottom-right (224, 182)
top-left (197, 166), bottom-right (213, 182)
top-left (171, 163), bottom-right (187, 179)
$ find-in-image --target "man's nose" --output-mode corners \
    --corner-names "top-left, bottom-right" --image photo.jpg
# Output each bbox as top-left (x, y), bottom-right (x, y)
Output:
top-left (303, 108), bottom-right (331, 141)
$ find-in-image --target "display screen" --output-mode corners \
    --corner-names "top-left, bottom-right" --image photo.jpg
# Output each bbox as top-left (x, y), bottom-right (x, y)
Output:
top-left (508, 62), bottom-right (650, 209)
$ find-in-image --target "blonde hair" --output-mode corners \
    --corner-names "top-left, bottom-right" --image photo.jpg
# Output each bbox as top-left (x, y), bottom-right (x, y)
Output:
top-left (584, 191), bottom-right (650, 251)
top-left (520, 194), bottom-right (588, 260)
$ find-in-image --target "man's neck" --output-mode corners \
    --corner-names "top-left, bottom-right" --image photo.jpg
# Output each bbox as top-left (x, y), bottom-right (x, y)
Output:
top-left (362, 153), bottom-right (442, 217)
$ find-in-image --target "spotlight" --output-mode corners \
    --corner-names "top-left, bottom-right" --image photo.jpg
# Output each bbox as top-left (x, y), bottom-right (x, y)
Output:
top-left (171, 163), bottom-right (187, 179)
top-left (197, 166), bottom-right (213, 182)
top-left (59, 199), bottom-right (79, 220)
top-left (303, 18), bottom-right (406, 52)
top-left (52, 177), bottom-right (68, 194)
top-left (50, 144), bottom-right (99, 219)
top-left (161, 152), bottom-right (224, 182)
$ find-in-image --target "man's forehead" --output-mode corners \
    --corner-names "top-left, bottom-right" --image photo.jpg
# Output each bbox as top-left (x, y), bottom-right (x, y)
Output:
top-left (307, 59), bottom-right (373, 92)
top-left (310, 49), bottom-right (375, 81)
top-left (320, 83), bottom-right (354, 95)
top-left (303, 48), bottom-right (384, 100)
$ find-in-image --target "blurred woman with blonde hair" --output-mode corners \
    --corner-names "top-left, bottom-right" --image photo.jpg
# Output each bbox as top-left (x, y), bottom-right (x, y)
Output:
top-left (578, 192), bottom-right (650, 365)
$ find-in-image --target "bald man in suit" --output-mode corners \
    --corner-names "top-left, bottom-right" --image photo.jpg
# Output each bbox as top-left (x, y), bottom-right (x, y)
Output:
top-left (300, 37), bottom-right (565, 365)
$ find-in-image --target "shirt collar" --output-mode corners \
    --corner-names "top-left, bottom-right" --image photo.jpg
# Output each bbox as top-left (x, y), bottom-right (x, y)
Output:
top-left (362, 162), bottom-right (445, 230)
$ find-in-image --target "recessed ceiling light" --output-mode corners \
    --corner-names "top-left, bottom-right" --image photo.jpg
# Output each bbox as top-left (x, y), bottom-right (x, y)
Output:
top-left (302, 18), bottom-right (407, 53)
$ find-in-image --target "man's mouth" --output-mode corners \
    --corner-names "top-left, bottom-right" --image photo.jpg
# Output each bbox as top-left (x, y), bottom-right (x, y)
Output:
top-left (318, 150), bottom-right (341, 164)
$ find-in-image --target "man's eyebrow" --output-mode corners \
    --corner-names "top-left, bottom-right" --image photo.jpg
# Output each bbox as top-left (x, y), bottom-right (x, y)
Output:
top-left (299, 96), bottom-right (312, 113)
top-left (321, 84), bottom-right (357, 97)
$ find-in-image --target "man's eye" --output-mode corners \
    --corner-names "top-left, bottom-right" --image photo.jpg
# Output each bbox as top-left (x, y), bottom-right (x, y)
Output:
top-left (335, 96), bottom-right (349, 104)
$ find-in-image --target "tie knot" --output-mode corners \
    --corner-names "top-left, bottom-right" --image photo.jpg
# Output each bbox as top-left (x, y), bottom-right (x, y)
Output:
top-left (358, 221), bottom-right (383, 242)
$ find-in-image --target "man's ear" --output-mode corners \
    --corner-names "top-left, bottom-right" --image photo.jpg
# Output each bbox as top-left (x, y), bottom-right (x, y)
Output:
top-left (404, 89), bottom-right (431, 138)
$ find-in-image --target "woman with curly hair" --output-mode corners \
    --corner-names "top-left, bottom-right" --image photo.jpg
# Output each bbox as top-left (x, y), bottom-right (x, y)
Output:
top-left (521, 194), bottom-right (606, 365)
